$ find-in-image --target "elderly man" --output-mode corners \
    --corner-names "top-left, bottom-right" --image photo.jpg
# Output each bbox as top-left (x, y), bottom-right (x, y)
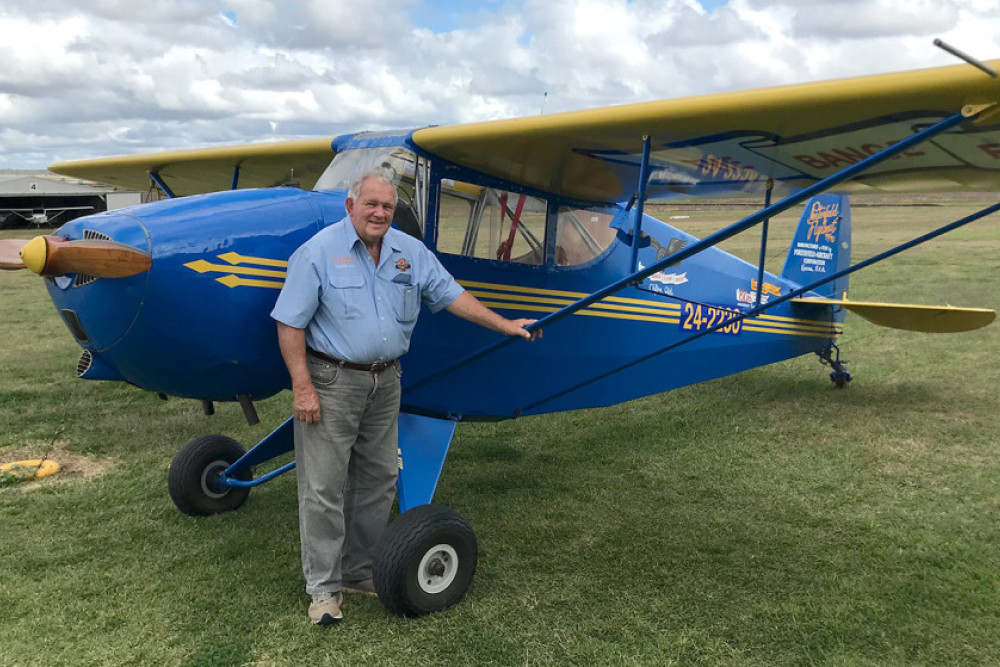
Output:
top-left (271, 171), bottom-right (538, 625)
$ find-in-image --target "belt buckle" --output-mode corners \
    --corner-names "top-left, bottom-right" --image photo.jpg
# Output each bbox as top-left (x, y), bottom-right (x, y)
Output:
top-left (372, 361), bottom-right (389, 373)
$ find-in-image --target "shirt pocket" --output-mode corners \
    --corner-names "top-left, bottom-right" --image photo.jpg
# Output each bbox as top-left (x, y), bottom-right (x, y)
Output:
top-left (326, 269), bottom-right (365, 319)
top-left (392, 283), bottom-right (420, 322)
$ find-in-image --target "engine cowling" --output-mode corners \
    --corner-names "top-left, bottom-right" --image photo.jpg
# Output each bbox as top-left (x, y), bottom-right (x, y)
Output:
top-left (44, 187), bottom-right (347, 401)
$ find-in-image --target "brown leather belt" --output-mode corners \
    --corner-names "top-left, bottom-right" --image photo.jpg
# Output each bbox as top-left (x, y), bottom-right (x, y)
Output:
top-left (307, 347), bottom-right (396, 373)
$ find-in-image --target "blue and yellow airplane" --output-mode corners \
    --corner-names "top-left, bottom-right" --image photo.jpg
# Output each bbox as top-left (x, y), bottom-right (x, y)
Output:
top-left (2, 58), bottom-right (999, 616)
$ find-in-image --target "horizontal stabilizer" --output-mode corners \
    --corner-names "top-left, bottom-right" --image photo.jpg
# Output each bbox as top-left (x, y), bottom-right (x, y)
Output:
top-left (792, 297), bottom-right (995, 333)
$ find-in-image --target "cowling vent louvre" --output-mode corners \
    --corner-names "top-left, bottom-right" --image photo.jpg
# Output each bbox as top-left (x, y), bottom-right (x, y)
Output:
top-left (77, 349), bottom-right (93, 378)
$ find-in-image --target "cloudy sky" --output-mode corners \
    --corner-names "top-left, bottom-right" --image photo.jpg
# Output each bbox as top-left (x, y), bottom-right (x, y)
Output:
top-left (2, 0), bottom-right (999, 169)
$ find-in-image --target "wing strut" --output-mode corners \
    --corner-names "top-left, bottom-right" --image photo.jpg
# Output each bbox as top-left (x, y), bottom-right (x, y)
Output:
top-left (404, 109), bottom-right (974, 402)
top-left (522, 198), bottom-right (1000, 412)
top-left (754, 179), bottom-right (774, 309)
top-left (630, 135), bottom-right (652, 272)
top-left (148, 172), bottom-right (176, 199)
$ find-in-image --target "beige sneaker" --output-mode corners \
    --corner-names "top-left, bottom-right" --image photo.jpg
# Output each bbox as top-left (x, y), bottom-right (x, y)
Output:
top-left (342, 579), bottom-right (378, 597)
top-left (309, 592), bottom-right (343, 626)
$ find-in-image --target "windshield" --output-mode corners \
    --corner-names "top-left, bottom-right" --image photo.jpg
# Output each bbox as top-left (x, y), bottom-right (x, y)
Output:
top-left (315, 146), bottom-right (430, 238)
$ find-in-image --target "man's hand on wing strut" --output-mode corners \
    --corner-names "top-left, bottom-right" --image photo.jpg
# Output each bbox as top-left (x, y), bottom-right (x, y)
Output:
top-left (506, 318), bottom-right (542, 341)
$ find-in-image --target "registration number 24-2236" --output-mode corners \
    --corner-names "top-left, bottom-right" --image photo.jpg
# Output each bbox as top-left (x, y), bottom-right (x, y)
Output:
top-left (680, 303), bottom-right (743, 335)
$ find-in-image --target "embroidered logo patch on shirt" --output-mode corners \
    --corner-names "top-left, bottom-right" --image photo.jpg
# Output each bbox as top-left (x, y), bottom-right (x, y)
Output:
top-left (395, 258), bottom-right (411, 273)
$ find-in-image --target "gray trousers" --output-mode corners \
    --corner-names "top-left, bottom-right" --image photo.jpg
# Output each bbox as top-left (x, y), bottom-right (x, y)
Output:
top-left (294, 355), bottom-right (401, 596)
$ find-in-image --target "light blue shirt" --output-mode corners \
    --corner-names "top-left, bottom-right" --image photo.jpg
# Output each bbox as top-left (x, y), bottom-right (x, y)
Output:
top-left (271, 217), bottom-right (464, 363)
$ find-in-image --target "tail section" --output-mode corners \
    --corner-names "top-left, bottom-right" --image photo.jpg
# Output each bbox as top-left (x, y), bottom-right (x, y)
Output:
top-left (781, 194), bottom-right (851, 298)
top-left (784, 194), bottom-right (996, 335)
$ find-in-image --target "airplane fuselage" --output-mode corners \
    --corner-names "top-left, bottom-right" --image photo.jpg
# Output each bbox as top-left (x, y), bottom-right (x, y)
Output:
top-left (46, 181), bottom-right (841, 421)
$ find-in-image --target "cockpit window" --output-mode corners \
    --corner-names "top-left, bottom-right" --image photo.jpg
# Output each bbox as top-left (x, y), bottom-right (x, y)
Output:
top-left (314, 146), bottom-right (430, 239)
top-left (554, 206), bottom-right (618, 265)
top-left (314, 147), bottom-right (615, 264)
top-left (437, 180), bottom-right (547, 265)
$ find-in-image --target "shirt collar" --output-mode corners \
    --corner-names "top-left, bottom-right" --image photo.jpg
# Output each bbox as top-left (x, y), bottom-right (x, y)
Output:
top-left (338, 216), bottom-right (403, 261)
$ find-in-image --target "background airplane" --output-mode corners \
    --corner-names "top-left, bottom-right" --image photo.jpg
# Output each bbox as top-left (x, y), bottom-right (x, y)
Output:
top-left (2, 206), bottom-right (96, 228)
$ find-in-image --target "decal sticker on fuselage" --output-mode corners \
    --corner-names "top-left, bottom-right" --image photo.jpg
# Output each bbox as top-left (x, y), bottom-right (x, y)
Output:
top-left (680, 302), bottom-right (743, 335)
top-left (648, 236), bottom-right (688, 264)
top-left (736, 279), bottom-right (782, 308)
top-left (184, 252), bottom-right (288, 289)
top-left (636, 261), bottom-right (688, 297)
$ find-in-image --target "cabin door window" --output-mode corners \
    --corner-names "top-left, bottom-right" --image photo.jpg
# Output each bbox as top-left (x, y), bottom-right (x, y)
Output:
top-left (436, 181), bottom-right (547, 265)
top-left (553, 207), bottom-right (618, 265)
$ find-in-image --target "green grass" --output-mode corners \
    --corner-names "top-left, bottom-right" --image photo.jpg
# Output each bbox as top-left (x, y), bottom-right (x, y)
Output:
top-left (2, 200), bottom-right (1000, 666)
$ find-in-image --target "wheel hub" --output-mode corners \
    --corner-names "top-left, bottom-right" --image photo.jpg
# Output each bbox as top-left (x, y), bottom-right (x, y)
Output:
top-left (427, 558), bottom-right (446, 577)
top-left (417, 543), bottom-right (459, 594)
top-left (200, 460), bottom-right (231, 499)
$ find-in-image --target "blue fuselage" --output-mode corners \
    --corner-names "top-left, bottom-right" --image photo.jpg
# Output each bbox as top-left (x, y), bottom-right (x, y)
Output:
top-left (45, 183), bottom-right (841, 420)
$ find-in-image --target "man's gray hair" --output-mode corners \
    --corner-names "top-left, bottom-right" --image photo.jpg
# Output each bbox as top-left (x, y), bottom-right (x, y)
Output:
top-left (348, 170), bottom-right (397, 200)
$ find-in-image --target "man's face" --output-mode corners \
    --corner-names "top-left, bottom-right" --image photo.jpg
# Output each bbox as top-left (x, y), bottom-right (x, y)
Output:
top-left (346, 179), bottom-right (397, 246)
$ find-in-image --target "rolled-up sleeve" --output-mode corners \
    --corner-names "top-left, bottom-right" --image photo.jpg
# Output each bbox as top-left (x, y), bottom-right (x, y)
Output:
top-left (416, 245), bottom-right (464, 313)
top-left (271, 245), bottom-right (322, 328)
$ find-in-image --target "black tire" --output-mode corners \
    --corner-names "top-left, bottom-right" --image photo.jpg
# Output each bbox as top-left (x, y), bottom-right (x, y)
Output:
top-left (168, 435), bottom-right (251, 516)
top-left (373, 504), bottom-right (478, 617)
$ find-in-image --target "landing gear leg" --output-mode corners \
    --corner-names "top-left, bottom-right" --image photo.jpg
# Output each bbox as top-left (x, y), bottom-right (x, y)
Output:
top-left (817, 344), bottom-right (851, 389)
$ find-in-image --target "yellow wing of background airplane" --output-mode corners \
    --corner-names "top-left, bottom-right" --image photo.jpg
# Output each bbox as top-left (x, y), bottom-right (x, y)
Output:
top-left (49, 138), bottom-right (336, 197)
top-left (48, 60), bottom-right (1000, 203)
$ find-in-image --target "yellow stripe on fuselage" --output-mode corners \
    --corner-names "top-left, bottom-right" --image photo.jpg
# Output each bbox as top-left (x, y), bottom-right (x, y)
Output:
top-left (743, 323), bottom-right (842, 338)
top-left (460, 280), bottom-right (841, 337)
top-left (464, 290), bottom-right (681, 317)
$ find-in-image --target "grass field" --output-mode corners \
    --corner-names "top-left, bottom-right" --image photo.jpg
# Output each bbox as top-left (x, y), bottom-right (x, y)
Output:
top-left (2, 197), bottom-right (1000, 666)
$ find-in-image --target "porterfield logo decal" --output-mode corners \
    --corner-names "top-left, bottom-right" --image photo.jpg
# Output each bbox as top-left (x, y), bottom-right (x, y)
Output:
top-left (792, 199), bottom-right (841, 275)
top-left (184, 252), bottom-right (287, 289)
top-left (806, 200), bottom-right (840, 243)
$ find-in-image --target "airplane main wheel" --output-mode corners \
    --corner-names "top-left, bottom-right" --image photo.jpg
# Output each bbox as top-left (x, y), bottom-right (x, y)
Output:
top-left (373, 504), bottom-right (478, 617)
top-left (168, 435), bottom-right (251, 516)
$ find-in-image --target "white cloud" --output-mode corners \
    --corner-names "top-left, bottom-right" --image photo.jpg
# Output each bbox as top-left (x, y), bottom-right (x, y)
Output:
top-left (789, 0), bottom-right (958, 39)
top-left (1, 0), bottom-right (999, 167)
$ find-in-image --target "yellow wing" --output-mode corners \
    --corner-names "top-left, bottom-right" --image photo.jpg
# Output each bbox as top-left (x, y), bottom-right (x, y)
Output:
top-left (49, 138), bottom-right (336, 197)
top-left (792, 297), bottom-right (996, 333)
top-left (413, 60), bottom-right (1000, 203)
top-left (48, 61), bottom-right (1000, 202)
